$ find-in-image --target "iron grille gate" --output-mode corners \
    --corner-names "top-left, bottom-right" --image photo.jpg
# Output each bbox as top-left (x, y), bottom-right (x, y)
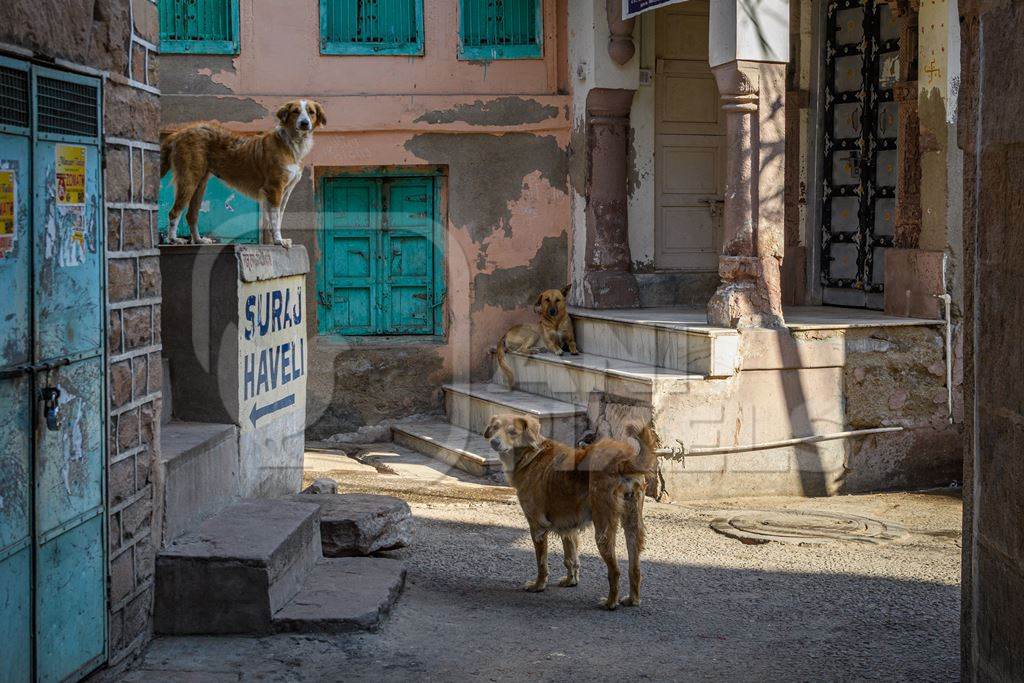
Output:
top-left (820, 0), bottom-right (899, 309)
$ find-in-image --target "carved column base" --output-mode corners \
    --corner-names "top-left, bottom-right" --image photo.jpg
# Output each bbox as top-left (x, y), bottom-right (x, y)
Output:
top-left (707, 255), bottom-right (785, 329)
top-left (579, 270), bottom-right (641, 309)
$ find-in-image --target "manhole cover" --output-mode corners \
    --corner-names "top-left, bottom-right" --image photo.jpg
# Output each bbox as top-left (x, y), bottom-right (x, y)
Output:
top-left (709, 510), bottom-right (909, 546)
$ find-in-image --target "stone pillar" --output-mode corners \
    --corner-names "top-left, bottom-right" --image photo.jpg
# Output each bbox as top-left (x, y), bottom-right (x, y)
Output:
top-left (706, 61), bottom-right (786, 328)
top-left (579, 87), bottom-right (641, 309)
top-left (890, 0), bottom-right (921, 248)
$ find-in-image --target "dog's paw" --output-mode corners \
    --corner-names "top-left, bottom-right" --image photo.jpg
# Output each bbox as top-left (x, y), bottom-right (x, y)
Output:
top-left (191, 236), bottom-right (215, 245)
top-left (274, 237), bottom-right (293, 249)
top-left (569, 349), bottom-right (580, 356)
top-left (557, 576), bottom-right (578, 588)
top-left (600, 597), bottom-right (619, 610)
top-left (166, 236), bottom-right (188, 245)
top-left (619, 596), bottom-right (641, 607)
top-left (522, 580), bottom-right (547, 593)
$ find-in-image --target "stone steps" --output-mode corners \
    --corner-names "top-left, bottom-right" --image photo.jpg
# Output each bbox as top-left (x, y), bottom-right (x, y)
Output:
top-left (570, 307), bottom-right (739, 377)
top-left (154, 498), bottom-right (404, 635)
top-left (443, 382), bottom-right (587, 444)
top-left (504, 349), bottom-right (702, 405)
top-left (392, 419), bottom-right (504, 479)
top-left (272, 557), bottom-right (406, 634)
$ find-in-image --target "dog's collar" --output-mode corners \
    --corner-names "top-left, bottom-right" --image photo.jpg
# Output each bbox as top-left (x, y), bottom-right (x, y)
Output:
top-left (513, 443), bottom-right (545, 472)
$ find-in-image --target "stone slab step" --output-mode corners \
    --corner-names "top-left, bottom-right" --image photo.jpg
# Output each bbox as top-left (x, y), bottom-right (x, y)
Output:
top-left (504, 349), bottom-right (702, 405)
top-left (160, 421), bottom-right (239, 544)
top-left (272, 557), bottom-right (406, 634)
top-left (570, 306), bottom-right (739, 377)
top-left (155, 498), bottom-right (321, 635)
top-left (283, 493), bottom-right (413, 556)
top-left (443, 382), bottom-right (587, 443)
top-left (392, 419), bottom-right (503, 479)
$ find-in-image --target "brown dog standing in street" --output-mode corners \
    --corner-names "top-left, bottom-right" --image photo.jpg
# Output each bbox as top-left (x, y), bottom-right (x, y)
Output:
top-left (496, 285), bottom-right (579, 387)
top-left (484, 414), bottom-right (658, 609)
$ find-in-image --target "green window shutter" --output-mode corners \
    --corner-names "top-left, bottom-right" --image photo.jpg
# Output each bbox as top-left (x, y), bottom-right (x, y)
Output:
top-left (320, 0), bottom-right (424, 55)
top-left (319, 175), bottom-right (441, 336)
top-left (459, 0), bottom-right (542, 60)
top-left (159, 0), bottom-right (240, 54)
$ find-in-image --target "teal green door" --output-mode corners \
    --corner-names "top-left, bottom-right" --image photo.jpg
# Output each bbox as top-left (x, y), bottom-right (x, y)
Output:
top-left (319, 175), bottom-right (441, 335)
top-left (0, 59), bottom-right (106, 683)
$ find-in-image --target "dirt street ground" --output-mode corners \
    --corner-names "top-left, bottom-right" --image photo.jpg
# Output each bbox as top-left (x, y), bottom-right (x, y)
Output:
top-left (123, 445), bottom-right (962, 682)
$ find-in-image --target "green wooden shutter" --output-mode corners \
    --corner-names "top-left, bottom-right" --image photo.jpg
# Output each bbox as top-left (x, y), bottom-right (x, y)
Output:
top-left (159, 0), bottom-right (240, 54)
top-left (459, 0), bottom-right (542, 60)
top-left (319, 175), bottom-right (440, 336)
top-left (383, 178), bottom-right (435, 333)
top-left (322, 178), bottom-right (380, 335)
top-left (320, 0), bottom-right (424, 55)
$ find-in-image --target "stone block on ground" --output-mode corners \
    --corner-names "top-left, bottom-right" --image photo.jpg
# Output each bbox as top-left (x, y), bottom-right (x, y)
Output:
top-left (272, 557), bottom-right (406, 634)
top-left (285, 493), bottom-right (413, 556)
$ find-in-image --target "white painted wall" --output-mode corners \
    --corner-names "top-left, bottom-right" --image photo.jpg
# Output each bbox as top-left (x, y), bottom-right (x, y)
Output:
top-left (709, 0), bottom-right (789, 67)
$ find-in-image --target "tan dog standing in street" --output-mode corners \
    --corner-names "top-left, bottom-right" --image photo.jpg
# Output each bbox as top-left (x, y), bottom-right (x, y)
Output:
top-left (496, 285), bottom-right (579, 387)
top-left (484, 414), bottom-right (658, 609)
top-left (160, 99), bottom-right (326, 247)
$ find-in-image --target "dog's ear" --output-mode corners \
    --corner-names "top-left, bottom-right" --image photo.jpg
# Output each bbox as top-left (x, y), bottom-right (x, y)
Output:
top-left (516, 416), bottom-right (543, 449)
top-left (561, 283), bottom-right (572, 296)
top-left (276, 102), bottom-right (293, 125)
top-left (311, 101), bottom-right (327, 127)
top-left (483, 417), bottom-right (499, 439)
top-left (533, 292), bottom-right (544, 309)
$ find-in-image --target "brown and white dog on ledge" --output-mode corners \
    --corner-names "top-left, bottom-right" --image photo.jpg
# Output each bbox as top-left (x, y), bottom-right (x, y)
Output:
top-left (160, 99), bottom-right (326, 248)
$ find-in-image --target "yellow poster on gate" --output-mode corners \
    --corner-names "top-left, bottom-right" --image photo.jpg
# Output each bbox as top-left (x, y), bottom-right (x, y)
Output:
top-left (0, 170), bottom-right (14, 236)
top-left (56, 144), bottom-right (86, 205)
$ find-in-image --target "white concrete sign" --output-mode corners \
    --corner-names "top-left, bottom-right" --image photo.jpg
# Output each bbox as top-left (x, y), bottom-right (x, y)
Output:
top-left (238, 275), bottom-right (307, 430)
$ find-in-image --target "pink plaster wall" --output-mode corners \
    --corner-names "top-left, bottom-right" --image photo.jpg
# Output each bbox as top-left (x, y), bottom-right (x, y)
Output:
top-left (160, 0), bottom-right (573, 436)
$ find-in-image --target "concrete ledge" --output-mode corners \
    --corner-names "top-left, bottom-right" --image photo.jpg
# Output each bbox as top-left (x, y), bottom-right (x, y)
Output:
top-left (155, 499), bottom-right (321, 635)
top-left (160, 421), bottom-right (239, 544)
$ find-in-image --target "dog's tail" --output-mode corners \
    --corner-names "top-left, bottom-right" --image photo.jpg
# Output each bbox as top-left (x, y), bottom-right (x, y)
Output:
top-left (623, 420), bottom-right (660, 475)
top-left (496, 332), bottom-right (515, 387)
top-left (160, 135), bottom-right (173, 178)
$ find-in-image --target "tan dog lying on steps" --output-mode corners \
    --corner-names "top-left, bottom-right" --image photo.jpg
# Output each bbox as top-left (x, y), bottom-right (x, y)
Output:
top-left (484, 414), bottom-right (658, 609)
top-left (495, 285), bottom-right (579, 387)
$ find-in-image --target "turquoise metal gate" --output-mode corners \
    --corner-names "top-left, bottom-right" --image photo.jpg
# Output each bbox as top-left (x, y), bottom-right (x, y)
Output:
top-left (0, 58), bottom-right (106, 683)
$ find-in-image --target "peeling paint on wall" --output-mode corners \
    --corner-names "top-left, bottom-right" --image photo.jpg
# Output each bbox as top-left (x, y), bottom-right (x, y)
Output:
top-left (159, 55), bottom-right (237, 95)
top-left (471, 232), bottom-right (568, 312)
top-left (415, 97), bottom-right (560, 126)
top-left (161, 96), bottom-right (268, 125)
top-left (404, 133), bottom-right (568, 243)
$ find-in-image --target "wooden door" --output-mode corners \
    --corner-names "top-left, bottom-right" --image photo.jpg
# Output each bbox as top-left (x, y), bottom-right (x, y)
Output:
top-left (654, 0), bottom-right (725, 272)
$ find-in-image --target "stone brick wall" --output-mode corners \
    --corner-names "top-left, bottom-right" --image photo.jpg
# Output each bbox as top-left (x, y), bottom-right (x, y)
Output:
top-left (959, 2), bottom-right (1024, 679)
top-left (102, 0), bottom-right (163, 667)
top-left (3, 0), bottom-right (164, 670)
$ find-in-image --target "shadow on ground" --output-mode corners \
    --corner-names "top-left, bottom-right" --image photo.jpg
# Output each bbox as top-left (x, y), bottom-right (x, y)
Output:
top-left (127, 498), bottom-right (961, 682)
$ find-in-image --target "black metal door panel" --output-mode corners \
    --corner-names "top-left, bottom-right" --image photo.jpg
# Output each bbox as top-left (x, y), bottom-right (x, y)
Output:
top-left (821, 0), bottom-right (899, 309)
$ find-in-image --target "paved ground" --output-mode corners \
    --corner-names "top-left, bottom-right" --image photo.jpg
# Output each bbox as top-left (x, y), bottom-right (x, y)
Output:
top-left (123, 444), bottom-right (962, 682)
